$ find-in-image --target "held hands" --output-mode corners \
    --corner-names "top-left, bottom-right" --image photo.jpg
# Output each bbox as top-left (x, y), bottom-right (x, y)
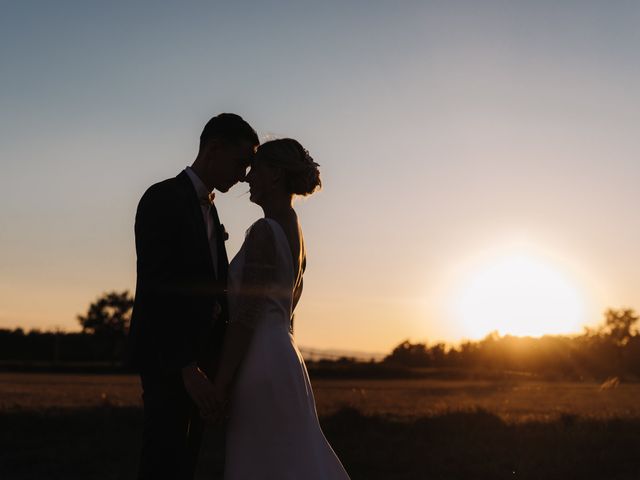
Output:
top-left (211, 376), bottom-right (232, 422)
top-left (181, 363), bottom-right (226, 423)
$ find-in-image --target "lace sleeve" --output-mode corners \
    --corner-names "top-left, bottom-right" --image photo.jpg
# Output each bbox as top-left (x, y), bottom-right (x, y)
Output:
top-left (229, 219), bottom-right (277, 329)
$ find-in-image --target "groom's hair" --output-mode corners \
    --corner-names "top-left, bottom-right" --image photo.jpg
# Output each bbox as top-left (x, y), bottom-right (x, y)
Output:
top-left (199, 113), bottom-right (259, 151)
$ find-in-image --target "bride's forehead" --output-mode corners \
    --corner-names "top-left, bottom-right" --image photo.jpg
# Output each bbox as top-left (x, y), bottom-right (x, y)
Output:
top-left (251, 155), bottom-right (272, 168)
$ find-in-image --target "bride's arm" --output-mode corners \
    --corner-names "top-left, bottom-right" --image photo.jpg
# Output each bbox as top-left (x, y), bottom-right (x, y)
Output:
top-left (291, 255), bottom-right (306, 313)
top-left (213, 220), bottom-right (276, 398)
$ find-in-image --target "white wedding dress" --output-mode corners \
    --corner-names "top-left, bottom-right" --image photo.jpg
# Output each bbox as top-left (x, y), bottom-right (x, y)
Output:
top-left (224, 218), bottom-right (350, 480)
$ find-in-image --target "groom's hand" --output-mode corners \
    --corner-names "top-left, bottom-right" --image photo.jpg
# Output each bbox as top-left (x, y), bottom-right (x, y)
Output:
top-left (181, 363), bottom-right (218, 418)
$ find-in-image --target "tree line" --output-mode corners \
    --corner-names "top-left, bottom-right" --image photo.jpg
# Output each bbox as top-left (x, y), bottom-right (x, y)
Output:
top-left (383, 308), bottom-right (640, 380)
top-left (0, 291), bottom-right (132, 366)
top-left (1, 291), bottom-right (639, 380)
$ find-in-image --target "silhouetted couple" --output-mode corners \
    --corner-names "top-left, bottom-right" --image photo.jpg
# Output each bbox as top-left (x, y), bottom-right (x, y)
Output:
top-left (127, 113), bottom-right (350, 479)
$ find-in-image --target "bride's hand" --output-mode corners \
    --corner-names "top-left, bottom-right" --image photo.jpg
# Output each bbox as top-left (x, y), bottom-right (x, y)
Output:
top-left (213, 376), bottom-right (230, 404)
top-left (181, 363), bottom-right (218, 419)
top-left (209, 378), bottom-right (231, 421)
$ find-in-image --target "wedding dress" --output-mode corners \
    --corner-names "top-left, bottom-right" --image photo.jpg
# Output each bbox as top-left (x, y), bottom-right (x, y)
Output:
top-left (223, 218), bottom-right (350, 480)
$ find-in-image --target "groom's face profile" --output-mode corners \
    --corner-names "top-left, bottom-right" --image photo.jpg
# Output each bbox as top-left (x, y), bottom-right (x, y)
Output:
top-left (202, 140), bottom-right (256, 192)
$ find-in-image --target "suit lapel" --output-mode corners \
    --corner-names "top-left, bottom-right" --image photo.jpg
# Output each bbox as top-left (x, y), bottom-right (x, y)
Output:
top-left (176, 171), bottom-right (216, 277)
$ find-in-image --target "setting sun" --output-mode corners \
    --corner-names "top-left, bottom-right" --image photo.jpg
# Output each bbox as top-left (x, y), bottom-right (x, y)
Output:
top-left (450, 252), bottom-right (588, 339)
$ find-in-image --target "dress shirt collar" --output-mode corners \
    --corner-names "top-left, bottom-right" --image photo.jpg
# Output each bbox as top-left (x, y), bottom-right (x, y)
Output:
top-left (185, 166), bottom-right (213, 204)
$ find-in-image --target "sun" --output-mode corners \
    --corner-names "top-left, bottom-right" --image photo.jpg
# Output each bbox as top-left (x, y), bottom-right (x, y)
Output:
top-left (450, 252), bottom-right (588, 339)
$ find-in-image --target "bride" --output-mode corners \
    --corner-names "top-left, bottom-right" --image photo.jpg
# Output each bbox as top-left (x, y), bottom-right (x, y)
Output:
top-left (212, 139), bottom-right (350, 479)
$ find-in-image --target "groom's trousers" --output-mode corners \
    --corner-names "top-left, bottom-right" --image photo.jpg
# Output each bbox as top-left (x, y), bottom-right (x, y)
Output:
top-left (137, 371), bottom-right (225, 480)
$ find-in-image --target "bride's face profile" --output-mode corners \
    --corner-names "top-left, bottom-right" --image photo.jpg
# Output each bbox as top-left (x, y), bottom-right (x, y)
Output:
top-left (246, 159), bottom-right (281, 206)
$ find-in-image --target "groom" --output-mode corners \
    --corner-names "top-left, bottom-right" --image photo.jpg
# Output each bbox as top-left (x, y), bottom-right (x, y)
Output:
top-left (127, 113), bottom-right (259, 479)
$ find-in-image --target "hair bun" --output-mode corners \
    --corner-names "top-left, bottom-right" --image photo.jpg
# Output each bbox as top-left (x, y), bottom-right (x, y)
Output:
top-left (258, 138), bottom-right (322, 197)
top-left (287, 147), bottom-right (321, 196)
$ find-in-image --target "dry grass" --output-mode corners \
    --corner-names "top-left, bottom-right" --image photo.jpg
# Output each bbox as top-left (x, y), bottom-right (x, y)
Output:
top-left (2, 373), bottom-right (640, 422)
top-left (312, 378), bottom-right (640, 422)
top-left (3, 373), bottom-right (640, 479)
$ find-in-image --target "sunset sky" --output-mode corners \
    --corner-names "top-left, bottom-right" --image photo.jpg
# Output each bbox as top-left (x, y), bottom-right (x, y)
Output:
top-left (2, 1), bottom-right (639, 354)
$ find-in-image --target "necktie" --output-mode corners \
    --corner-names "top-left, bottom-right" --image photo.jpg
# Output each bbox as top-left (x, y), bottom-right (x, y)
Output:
top-left (209, 203), bottom-right (229, 282)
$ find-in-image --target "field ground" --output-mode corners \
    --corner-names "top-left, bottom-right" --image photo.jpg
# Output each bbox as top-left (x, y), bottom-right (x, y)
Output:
top-left (2, 372), bottom-right (640, 421)
top-left (2, 373), bottom-right (640, 479)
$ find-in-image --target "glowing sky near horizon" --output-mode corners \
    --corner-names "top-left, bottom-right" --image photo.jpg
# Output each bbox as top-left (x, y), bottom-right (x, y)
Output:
top-left (1, 1), bottom-right (640, 352)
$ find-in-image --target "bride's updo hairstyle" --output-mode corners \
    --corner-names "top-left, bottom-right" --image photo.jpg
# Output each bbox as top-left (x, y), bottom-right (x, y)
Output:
top-left (257, 139), bottom-right (321, 196)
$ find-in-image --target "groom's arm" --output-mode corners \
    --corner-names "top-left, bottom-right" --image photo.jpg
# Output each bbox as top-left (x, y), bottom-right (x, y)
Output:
top-left (134, 184), bottom-right (196, 371)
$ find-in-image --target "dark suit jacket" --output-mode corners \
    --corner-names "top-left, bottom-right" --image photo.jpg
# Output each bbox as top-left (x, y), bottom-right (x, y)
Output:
top-left (127, 171), bottom-right (228, 376)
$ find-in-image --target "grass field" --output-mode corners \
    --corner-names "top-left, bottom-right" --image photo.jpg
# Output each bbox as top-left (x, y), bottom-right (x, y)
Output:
top-left (2, 372), bottom-right (640, 421)
top-left (2, 373), bottom-right (640, 479)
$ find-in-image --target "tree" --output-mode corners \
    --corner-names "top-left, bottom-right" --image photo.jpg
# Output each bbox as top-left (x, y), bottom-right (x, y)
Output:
top-left (78, 290), bottom-right (134, 337)
top-left (600, 308), bottom-right (639, 346)
top-left (384, 340), bottom-right (431, 367)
